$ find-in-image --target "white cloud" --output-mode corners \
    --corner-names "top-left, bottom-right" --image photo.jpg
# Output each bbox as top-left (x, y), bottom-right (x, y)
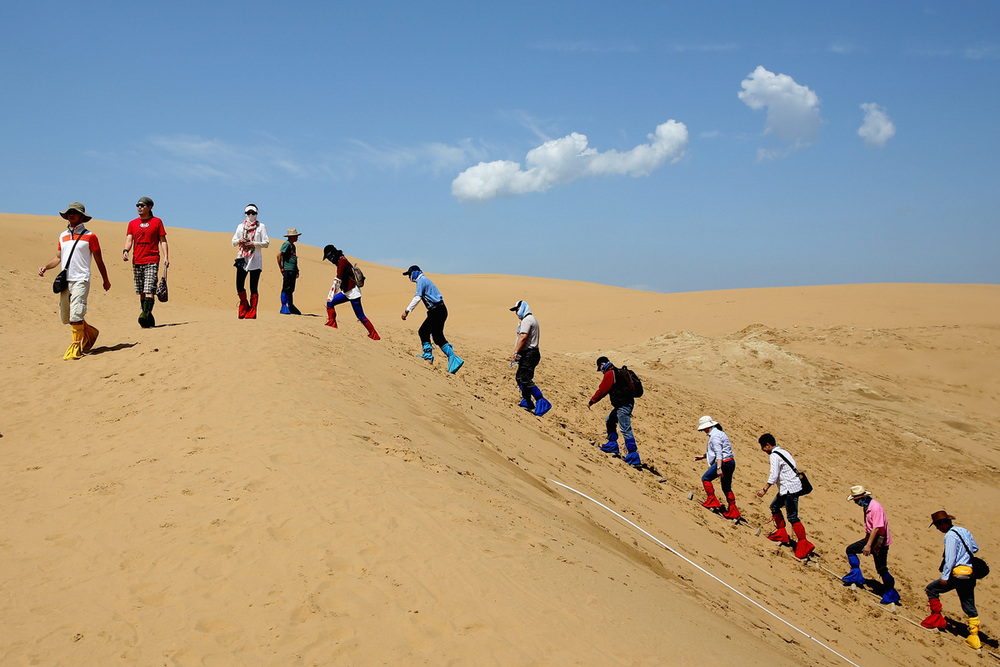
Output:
top-left (738, 66), bottom-right (822, 151)
top-left (857, 103), bottom-right (896, 147)
top-left (671, 42), bottom-right (738, 53)
top-left (451, 121), bottom-right (688, 202)
top-left (965, 44), bottom-right (999, 60)
top-left (829, 42), bottom-right (858, 55)
top-left (528, 40), bottom-right (639, 53)
top-left (349, 139), bottom-right (488, 176)
top-left (144, 135), bottom-right (315, 182)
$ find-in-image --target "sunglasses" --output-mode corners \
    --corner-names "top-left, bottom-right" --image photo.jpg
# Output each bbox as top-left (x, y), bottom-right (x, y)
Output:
top-left (136, 203), bottom-right (148, 208)
top-left (245, 211), bottom-right (258, 215)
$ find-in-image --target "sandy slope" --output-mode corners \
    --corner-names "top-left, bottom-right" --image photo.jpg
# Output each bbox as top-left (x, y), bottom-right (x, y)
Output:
top-left (1, 212), bottom-right (998, 666)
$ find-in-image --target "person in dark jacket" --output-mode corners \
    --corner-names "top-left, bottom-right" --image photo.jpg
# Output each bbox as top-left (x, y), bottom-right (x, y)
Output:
top-left (588, 356), bottom-right (642, 468)
top-left (322, 245), bottom-right (379, 340)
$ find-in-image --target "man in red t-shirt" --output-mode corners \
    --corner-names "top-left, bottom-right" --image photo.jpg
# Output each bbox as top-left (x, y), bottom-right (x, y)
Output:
top-left (123, 196), bottom-right (169, 328)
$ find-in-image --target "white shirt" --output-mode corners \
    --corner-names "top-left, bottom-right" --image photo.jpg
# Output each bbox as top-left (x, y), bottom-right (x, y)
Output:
top-left (231, 222), bottom-right (270, 271)
top-left (768, 446), bottom-right (803, 495)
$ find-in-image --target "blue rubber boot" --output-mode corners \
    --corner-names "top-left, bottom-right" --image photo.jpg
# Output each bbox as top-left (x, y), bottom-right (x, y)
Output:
top-left (600, 433), bottom-right (620, 454)
top-left (841, 554), bottom-right (865, 585)
top-left (531, 386), bottom-right (551, 416)
top-left (516, 385), bottom-right (534, 411)
top-left (442, 343), bottom-right (464, 374)
top-left (879, 572), bottom-right (900, 604)
top-left (623, 437), bottom-right (642, 468)
top-left (418, 342), bottom-right (434, 362)
top-left (279, 292), bottom-right (291, 314)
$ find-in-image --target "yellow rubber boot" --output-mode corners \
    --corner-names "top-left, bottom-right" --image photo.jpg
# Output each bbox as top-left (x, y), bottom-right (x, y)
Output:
top-left (82, 321), bottom-right (100, 353)
top-left (966, 616), bottom-right (981, 650)
top-left (64, 322), bottom-right (85, 360)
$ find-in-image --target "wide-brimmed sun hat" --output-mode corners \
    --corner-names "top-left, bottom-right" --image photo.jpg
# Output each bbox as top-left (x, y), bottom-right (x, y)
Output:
top-left (697, 416), bottom-right (719, 431)
top-left (283, 228), bottom-right (301, 237)
top-left (60, 202), bottom-right (92, 222)
top-left (847, 485), bottom-right (872, 501)
top-left (929, 510), bottom-right (956, 526)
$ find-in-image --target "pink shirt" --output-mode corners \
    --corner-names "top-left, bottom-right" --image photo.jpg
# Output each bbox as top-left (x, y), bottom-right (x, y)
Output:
top-left (864, 499), bottom-right (892, 546)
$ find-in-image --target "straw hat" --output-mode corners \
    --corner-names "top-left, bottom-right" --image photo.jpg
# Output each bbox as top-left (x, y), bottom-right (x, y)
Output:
top-left (697, 416), bottom-right (719, 431)
top-left (59, 202), bottom-right (92, 222)
top-left (847, 485), bottom-right (872, 501)
top-left (283, 228), bottom-right (301, 237)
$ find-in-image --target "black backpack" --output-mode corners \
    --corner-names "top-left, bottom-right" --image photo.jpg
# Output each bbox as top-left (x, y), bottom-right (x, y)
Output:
top-left (618, 366), bottom-right (644, 398)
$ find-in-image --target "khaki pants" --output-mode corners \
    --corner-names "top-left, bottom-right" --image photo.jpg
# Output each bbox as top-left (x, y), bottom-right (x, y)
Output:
top-left (60, 280), bottom-right (91, 323)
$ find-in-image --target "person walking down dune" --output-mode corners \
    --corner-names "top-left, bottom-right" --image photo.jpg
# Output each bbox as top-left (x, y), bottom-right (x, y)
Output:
top-left (400, 265), bottom-right (463, 373)
top-left (920, 510), bottom-right (984, 650)
top-left (588, 356), bottom-right (642, 469)
top-left (756, 433), bottom-right (815, 559)
top-left (322, 245), bottom-right (379, 339)
top-left (509, 300), bottom-right (551, 416)
top-left (232, 204), bottom-right (269, 319)
top-left (841, 485), bottom-right (900, 605)
top-left (277, 228), bottom-right (302, 315)
top-left (695, 416), bottom-right (740, 519)
top-left (37, 202), bottom-right (111, 359)
top-left (122, 196), bottom-right (168, 328)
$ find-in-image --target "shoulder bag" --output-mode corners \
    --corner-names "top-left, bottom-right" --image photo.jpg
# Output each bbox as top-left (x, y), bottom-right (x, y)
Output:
top-left (52, 231), bottom-right (83, 294)
top-left (774, 450), bottom-right (812, 496)
top-left (955, 531), bottom-right (990, 579)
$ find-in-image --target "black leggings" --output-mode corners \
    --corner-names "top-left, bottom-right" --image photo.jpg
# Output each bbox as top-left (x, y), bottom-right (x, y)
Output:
top-left (418, 304), bottom-right (448, 347)
top-left (237, 267), bottom-right (261, 295)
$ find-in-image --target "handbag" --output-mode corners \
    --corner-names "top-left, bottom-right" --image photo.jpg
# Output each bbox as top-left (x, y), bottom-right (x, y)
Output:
top-left (156, 265), bottom-right (168, 302)
top-left (234, 256), bottom-right (246, 270)
top-left (51, 270), bottom-right (68, 294)
top-left (774, 451), bottom-right (812, 496)
top-left (52, 231), bottom-right (84, 293)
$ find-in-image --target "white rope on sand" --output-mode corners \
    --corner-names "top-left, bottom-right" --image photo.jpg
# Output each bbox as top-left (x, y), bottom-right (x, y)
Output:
top-left (548, 477), bottom-right (862, 667)
top-left (810, 561), bottom-right (1000, 662)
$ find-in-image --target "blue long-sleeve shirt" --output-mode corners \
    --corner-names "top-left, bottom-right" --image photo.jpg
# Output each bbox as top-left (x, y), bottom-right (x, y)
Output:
top-left (405, 272), bottom-right (444, 312)
top-left (942, 526), bottom-right (978, 581)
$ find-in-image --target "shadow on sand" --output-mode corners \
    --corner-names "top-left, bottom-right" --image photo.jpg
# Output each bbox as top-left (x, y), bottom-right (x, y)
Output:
top-left (88, 342), bottom-right (139, 356)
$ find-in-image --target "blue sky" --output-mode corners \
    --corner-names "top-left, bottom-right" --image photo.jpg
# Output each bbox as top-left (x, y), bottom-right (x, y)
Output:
top-left (2, 1), bottom-right (998, 292)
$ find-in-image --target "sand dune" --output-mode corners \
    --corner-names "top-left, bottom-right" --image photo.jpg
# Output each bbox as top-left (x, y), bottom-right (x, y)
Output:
top-left (2, 212), bottom-right (998, 665)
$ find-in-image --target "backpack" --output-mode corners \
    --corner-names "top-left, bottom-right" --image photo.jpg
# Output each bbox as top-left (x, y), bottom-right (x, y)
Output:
top-left (352, 263), bottom-right (366, 288)
top-left (618, 365), bottom-right (644, 398)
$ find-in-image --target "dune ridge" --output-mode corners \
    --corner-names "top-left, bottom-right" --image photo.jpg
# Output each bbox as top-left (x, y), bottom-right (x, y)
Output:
top-left (2, 212), bottom-right (998, 665)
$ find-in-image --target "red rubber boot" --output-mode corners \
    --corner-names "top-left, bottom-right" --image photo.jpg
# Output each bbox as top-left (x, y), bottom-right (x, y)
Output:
top-left (767, 514), bottom-right (790, 543)
top-left (325, 307), bottom-right (337, 327)
top-left (722, 492), bottom-right (741, 519)
top-left (921, 598), bottom-right (948, 629)
top-left (792, 521), bottom-right (815, 559)
top-left (701, 481), bottom-right (722, 508)
top-left (362, 318), bottom-right (380, 340)
top-left (238, 291), bottom-right (249, 319)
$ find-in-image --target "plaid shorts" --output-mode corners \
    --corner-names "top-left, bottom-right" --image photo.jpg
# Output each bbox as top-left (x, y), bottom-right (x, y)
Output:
top-left (133, 263), bottom-right (159, 294)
